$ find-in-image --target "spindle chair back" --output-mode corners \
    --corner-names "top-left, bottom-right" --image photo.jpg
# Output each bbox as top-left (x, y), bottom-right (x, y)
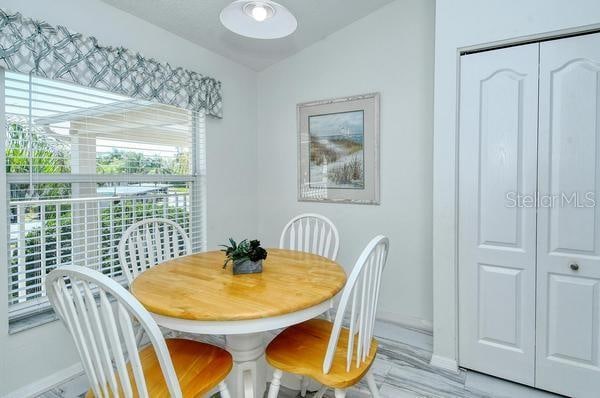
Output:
top-left (279, 214), bottom-right (339, 261)
top-left (324, 235), bottom-right (389, 373)
top-left (118, 218), bottom-right (191, 285)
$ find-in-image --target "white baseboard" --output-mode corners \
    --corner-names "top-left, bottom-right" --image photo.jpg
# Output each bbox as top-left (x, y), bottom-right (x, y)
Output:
top-left (375, 312), bottom-right (455, 374)
top-left (2, 363), bottom-right (83, 398)
top-left (430, 354), bottom-right (459, 373)
top-left (376, 311), bottom-right (433, 334)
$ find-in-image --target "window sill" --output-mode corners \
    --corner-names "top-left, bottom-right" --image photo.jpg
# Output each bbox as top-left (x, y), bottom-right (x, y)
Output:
top-left (8, 308), bottom-right (58, 335)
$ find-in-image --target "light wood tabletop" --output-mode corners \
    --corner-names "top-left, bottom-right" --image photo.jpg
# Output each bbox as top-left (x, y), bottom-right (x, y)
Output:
top-left (130, 248), bottom-right (347, 321)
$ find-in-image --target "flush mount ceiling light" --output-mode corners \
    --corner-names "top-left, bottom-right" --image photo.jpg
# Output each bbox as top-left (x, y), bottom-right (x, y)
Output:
top-left (220, 0), bottom-right (297, 39)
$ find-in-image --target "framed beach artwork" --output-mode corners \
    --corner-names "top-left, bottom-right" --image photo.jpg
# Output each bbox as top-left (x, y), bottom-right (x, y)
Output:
top-left (297, 93), bottom-right (380, 204)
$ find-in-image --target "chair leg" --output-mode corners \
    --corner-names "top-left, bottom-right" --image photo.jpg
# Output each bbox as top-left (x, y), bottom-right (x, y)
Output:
top-left (267, 369), bottom-right (283, 398)
top-left (334, 389), bottom-right (346, 398)
top-left (314, 386), bottom-right (328, 398)
top-left (366, 371), bottom-right (381, 398)
top-left (300, 376), bottom-right (309, 397)
top-left (218, 381), bottom-right (231, 398)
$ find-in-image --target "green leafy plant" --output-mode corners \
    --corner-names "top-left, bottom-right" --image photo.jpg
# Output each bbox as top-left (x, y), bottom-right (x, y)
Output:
top-left (220, 238), bottom-right (268, 269)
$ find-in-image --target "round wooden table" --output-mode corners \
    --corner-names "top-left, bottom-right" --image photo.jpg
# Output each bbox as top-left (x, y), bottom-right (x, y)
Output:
top-left (131, 248), bottom-right (346, 398)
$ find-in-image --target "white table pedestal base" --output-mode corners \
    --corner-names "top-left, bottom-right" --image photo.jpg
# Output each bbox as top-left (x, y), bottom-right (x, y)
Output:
top-left (150, 300), bottom-right (333, 398)
top-left (225, 333), bottom-right (267, 398)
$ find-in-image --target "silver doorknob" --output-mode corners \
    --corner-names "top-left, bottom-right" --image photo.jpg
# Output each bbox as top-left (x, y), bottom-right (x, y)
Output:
top-left (570, 263), bottom-right (579, 271)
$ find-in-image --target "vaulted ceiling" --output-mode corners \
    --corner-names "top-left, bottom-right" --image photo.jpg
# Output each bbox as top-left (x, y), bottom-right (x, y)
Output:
top-left (100, 0), bottom-right (396, 70)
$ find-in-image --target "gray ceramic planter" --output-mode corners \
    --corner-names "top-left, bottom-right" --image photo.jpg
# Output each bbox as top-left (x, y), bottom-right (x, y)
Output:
top-left (233, 258), bottom-right (263, 275)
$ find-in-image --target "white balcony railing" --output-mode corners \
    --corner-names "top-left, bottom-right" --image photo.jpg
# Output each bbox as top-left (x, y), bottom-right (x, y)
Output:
top-left (8, 191), bottom-right (191, 317)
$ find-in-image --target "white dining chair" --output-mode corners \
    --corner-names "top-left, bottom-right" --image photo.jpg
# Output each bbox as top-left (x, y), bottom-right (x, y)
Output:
top-left (279, 213), bottom-right (340, 261)
top-left (46, 265), bottom-right (233, 398)
top-left (118, 217), bottom-right (192, 285)
top-left (279, 213), bottom-right (340, 396)
top-left (266, 235), bottom-right (389, 398)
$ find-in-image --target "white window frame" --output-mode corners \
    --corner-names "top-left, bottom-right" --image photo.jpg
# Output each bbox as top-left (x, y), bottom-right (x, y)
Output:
top-left (1, 68), bottom-right (207, 323)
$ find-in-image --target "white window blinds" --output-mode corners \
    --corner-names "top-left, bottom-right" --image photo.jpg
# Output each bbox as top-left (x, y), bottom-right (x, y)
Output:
top-left (5, 70), bottom-right (206, 320)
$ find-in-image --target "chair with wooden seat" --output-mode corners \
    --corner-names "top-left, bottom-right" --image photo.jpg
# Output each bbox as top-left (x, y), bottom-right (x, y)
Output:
top-left (266, 235), bottom-right (389, 398)
top-left (46, 265), bottom-right (232, 398)
top-left (119, 217), bottom-right (192, 286)
top-left (279, 213), bottom-right (340, 396)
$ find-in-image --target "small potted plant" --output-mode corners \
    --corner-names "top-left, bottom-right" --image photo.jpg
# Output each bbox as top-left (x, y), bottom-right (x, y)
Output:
top-left (220, 238), bottom-right (268, 275)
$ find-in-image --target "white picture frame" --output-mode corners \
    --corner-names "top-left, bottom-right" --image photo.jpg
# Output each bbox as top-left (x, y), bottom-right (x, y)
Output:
top-left (297, 93), bottom-right (380, 204)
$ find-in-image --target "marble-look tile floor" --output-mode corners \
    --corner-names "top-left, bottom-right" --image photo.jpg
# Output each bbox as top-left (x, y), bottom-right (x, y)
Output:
top-left (36, 321), bottom-right (564, 398)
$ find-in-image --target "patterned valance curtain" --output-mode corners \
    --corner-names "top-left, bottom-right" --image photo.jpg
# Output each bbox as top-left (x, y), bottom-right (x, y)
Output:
top-left (0, 9), bottom-right (223, 118)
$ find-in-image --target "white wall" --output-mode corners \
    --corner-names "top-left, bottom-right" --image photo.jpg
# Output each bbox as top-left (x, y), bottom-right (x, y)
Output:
top-left (0, 0), bottom-right (258, 395)
top-left (257, 0), bottom-right (435, 330)
top-left (433, 0), bottom-right (600, 370)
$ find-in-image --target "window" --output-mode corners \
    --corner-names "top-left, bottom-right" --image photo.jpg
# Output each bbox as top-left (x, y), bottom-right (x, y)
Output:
top-left (4, 71), bottom-right (206, 321)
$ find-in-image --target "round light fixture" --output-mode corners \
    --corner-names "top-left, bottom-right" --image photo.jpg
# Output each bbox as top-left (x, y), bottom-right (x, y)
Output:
top-left (220, 0), bottom-right (297, 39)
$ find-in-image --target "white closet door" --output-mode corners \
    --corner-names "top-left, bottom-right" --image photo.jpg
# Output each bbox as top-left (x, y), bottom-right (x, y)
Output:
top-left (458, 44), bottom-right (538, 385)
top-left (536, 32), bottom-right (600, 398)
